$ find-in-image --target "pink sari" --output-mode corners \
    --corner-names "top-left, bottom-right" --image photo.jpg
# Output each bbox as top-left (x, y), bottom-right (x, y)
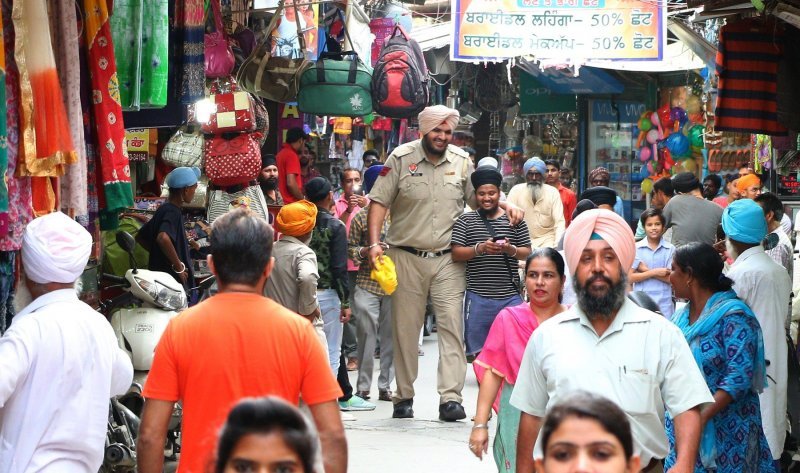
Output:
top-left (474, 302), bottom-right (540, 412)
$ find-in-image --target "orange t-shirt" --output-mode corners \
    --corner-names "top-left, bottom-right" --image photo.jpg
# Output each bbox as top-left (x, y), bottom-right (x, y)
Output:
top-left (143, 292), bottom-right (342, 473)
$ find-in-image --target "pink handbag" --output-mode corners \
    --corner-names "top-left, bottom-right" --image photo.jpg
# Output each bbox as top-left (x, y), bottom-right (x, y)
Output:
top-left (205, 0), bottom-right (235, 78)
top-left (204, 134), bottom-right (261, 187)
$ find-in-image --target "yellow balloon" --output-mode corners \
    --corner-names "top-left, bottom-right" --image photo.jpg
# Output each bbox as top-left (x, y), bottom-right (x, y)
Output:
top-left (641, 178), bottom-right (653, 194)
top-left (682, 159), bottom-right (697, 173)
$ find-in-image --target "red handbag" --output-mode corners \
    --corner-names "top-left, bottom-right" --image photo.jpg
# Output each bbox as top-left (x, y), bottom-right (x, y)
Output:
top-left (204, 134), bottom-right (261, 186)
top-left (205, 0), bottom-right (235, 78)
top-left (200, 83), bottom-right (257, 134)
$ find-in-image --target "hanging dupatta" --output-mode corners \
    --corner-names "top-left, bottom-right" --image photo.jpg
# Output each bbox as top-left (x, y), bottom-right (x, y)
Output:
top-left (109, 0), bottom-right (143, 110)
top-left (672, 289), bottom-right (768, 470)
top-left (177, 0), bottom-right (205, 104)
top-left (140, 0), bottom-right (169, 108)
top-left (83, 0), bottom-right (134, 227)
top-left (0, 6), bottom-right (8, 234)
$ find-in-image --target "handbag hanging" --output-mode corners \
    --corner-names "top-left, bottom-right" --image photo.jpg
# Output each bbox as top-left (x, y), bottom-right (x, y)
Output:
top-left (205, 0), bottom-right (236, 79)
top-left (236, 0), bottom-right (311, 103)
top-left (298, 50), bottom-right (373, 117)
top-left (200, 79), bottom-right (257, 134)
top-left (161, 127), bottom-right (205, 169)
top-left (204, 133), bottom-right (262, 187)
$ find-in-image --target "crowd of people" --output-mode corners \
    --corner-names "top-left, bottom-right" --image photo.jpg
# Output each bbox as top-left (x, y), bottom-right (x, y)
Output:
top-left (0, 103), bottom-right (795, 473)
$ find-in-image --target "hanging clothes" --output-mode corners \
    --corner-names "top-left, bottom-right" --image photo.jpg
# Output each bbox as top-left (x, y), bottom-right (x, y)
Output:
top-left (176, 0), bottom-right (204, 104)
top-left (140, 0), bottom-right (169, 108)
top-left (13, 0), bottom-right (79, 215)
top-left (83, 0), bottom-right (134, 229)
top-left (49, 0), bottom-right (88, 219)
top-left (0, 6), bottom-right (8, 235)
top-left (0, 0), bottom-right (34, 251)
top-left (109, 0), bottom-right (143, 110)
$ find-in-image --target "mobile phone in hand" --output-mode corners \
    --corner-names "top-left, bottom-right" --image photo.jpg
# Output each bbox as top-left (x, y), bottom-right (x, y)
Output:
top-left (493, 237), bottom-right (506, 245)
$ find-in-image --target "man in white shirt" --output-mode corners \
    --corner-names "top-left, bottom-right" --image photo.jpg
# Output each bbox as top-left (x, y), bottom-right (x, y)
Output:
top-left (0, 212), bottom-right (133, 472)
top-left (723, 199), bottom-right (792, 464)
top-left (511, 209), bottom-right (713, 473)
top-left (507, 157), bottom-right (565, 248)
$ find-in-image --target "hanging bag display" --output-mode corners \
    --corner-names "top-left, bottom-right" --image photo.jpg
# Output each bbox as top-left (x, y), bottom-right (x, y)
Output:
top-left (162, 127), bottom-right (205, 168)
top-left (236, 0), bottom-right (310, 103)
top-left (200, 79), bottom-right (257, 134)
top-left (298, 51), bottom-right (373, 117)
top-left (204, 133), bottom-right (262, 187)
top-left (371, 25), bottom-right (429, 119)
top-left (205, 0), bottom-right (236, 78)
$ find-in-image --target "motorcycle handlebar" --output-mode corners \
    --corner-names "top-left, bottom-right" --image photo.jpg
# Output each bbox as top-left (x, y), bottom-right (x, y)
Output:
top-left (102, 274), bottom-right (128, 286)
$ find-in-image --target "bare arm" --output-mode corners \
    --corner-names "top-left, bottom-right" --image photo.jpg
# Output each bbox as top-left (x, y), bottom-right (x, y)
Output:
top-left (516, 412), bottom-right (542, 473)
top-left (469, 369), bottom-right (504, 459)
top-left (451, 243), bottom-right (481, 262)
top-left (308, 400), bottom-right (348, 473)
top-left (700, 390), bottom-right (734, 426)
top-left (367, 202), bottom-right (389, 269)
top-left (498, 200), bottom-right (525, 226)
top-left (285, 173), bottom-right (303, 201)
top-left (137, 399), bottom-right (174, 473)
top-left (667, 406), bottom-right (702, 473)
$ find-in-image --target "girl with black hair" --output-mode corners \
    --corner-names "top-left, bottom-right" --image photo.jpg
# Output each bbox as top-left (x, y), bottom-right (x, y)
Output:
top-left (665, 242), bottom-right (775, 472)
top-left (215, 397), bottom-right (317, 473)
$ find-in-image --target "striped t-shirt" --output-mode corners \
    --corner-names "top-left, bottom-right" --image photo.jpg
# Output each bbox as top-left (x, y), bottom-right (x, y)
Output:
top-left (451, 211), bottom-right (531, 299)
top-left (715, 17), bottom-right (786, 135)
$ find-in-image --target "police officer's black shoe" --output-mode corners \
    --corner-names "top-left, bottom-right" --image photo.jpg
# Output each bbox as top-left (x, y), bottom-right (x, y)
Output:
top-left (392, 399), bottom-right (414, 418)
top-left (439, 401), bottom-right (466, 422)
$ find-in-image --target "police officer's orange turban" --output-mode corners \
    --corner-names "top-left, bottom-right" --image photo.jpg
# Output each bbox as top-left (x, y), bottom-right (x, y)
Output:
top-left (275, 200), bottom-right (317, 237)
top-left (736, 173), bottom-right (761, 193)
top-left (418, 105), bottom-right (460, 136)
top-left (563, 209), bottom-right (635, 275)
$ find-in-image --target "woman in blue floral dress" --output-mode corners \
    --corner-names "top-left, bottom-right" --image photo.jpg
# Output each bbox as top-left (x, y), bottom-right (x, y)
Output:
top-left (664, 242), bottom-right (775, 473)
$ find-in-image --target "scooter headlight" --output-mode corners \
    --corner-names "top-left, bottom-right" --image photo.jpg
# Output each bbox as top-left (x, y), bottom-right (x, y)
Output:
top-left (134, 278), bottom-right (188, 311)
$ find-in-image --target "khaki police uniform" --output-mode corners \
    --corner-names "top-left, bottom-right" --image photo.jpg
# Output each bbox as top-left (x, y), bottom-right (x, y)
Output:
top-left (369, 140), bottom-right (475, 405)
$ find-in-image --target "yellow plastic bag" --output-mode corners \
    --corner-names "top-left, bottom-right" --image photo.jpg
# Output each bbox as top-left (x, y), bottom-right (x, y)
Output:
top-left (370, 255), bottom-right (398, 295)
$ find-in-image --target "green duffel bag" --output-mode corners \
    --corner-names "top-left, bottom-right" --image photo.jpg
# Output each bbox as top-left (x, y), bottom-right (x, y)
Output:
top-left (298, 52), bottom-right (373, 117)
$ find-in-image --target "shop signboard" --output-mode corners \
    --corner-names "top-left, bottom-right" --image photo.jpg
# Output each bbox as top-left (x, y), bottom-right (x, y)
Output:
top-left (125, 129), bottom-right (150, 161)
top-left (278, 104), bottom-right (304, 148)
top-left (450, 0), bottom-right (665, 62)
top-left (519, 73), bottom-right (577, 115)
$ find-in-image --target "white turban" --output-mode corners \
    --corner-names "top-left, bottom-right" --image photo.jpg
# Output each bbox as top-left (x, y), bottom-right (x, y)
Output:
top-left (22, 212), bottom-right (92, 284)
top-left (418, 105), bottom-right (460, 136)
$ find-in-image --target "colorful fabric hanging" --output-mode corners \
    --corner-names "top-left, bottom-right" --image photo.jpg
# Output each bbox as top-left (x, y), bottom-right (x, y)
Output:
top-left (109, 0), bottom-right (143, 110)
top-left (0, 0), bottom-right (33, 251)
top-left (140, 0), bottom-right (169, 108)
top-left (0, 6), bottom-right (8, 234)
top-left (84, 0), bottom-right (134, 225)
top-left (49, 0), bottom-right (88, 218)
top-left (176, 0), bottom-right (204, 104)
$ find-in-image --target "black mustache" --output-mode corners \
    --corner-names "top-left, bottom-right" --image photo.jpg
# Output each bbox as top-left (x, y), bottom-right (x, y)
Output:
top-left (586, 274), bottom-right (613, 286)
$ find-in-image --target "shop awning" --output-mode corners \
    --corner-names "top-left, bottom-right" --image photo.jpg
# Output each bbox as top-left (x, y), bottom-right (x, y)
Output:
top-left (517, 61), bottom-right (625, 95)
top-left (411, 22), bottom-right (452, 51)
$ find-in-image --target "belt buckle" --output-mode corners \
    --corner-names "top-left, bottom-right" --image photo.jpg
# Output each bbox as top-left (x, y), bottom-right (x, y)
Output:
top-left (425, 251), bottom-right (436, 258)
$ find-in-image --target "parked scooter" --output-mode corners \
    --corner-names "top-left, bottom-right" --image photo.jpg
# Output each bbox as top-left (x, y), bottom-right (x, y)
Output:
top-left (99, 231), bottom-right (214, 472)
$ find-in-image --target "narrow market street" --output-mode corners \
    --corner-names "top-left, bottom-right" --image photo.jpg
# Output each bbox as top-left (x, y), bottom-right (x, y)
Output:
top-left (345, 334), bottom-right (495, 473)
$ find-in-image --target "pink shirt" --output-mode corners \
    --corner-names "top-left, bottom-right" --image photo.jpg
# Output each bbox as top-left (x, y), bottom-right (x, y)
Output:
top-left (334, 197), bottom-right (363, 271)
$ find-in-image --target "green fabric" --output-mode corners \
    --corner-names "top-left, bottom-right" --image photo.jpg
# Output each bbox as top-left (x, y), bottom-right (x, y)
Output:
top-left (494, 382), bottom-right (520, 473)
top-left (140, 0), bottom-right (169, 108)
top-left (102, 217), bottom-right (150, 275)
top-left (109, 0), bottom-right (143, 110)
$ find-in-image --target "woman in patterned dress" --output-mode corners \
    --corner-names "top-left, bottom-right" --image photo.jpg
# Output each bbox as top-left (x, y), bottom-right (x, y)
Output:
top-left (665, 242), bottom-right (775, 472)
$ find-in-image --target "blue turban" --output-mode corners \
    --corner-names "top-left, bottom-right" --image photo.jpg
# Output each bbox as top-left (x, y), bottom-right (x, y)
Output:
top-left (364, 165), bottom-right (384, 194)
top-left (523, 157), bottom-right (546, 176)
top-left (722, 199), bottom-right (768, 244)
top-left (166, 167), bottom-right (201, 189)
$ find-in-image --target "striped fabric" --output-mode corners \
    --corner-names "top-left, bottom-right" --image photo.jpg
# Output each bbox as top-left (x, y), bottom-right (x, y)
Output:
top-left (715, 18), bottom-right (786, 136)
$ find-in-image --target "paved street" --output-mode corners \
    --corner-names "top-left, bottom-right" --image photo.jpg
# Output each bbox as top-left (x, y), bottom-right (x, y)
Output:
top-left (344, 333), bottom-right (497, 472)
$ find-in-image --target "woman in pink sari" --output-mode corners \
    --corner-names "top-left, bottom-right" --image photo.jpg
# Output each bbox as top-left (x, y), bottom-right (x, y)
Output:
top-left (468, 248), bottom-right (567, 472)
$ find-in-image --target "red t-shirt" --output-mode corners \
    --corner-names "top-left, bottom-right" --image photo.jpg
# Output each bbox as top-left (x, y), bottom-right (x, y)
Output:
top-left (277, 144), bottom-right (302, 203)
top-left (143, 293), bottom-right (341, 473)
top-left (556, 183), bottom-right (577, 226)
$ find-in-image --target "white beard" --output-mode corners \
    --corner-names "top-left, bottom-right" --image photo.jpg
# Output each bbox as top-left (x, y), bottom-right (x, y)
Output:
top-left (528, 182), bottom-right (544, 204)
top-left (725, 239), bottom-right (739, 261)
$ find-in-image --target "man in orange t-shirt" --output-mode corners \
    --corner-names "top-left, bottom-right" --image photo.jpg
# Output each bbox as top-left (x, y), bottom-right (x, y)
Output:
top-left (137, 209), bottom-right (346, 473)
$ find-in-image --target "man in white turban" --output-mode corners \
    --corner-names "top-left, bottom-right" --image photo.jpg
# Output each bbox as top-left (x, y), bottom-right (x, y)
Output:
top-left (366, 105), bottom-right (525, 421)
top-left (0, 212), bottom-right (133, 472)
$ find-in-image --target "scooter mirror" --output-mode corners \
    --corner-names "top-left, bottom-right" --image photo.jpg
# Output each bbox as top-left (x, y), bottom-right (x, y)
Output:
top-left (116, 231), bottom-right (137, 254)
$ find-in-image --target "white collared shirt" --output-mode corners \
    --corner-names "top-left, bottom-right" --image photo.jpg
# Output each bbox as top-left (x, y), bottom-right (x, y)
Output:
top-left (510, 299), bottom-right (713, 466)
top-left (0, 289), bottom-right (133, 472)
top-left (727, 246), bottom-right (792, 459)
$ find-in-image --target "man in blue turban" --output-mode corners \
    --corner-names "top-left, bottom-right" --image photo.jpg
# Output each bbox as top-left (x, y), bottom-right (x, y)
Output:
top-left (506, 156), bottom-right (565, 248)
top-left (724, 198), bottom-right (792, 463)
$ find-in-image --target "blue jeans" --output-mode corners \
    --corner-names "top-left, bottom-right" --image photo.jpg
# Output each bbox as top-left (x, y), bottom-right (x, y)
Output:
top-left (318, 289), bottom-right (343, 374)
top-left (464, 290), bottom-right (522, 356)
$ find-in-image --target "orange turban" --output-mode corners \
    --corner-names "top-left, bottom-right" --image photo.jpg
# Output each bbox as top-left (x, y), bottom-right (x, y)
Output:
top-left (736, 173), bottom-right (761, 193)
top-left (418, 105), bottom-right (460, 136)
top-left (275, 200), bottom-right (317, 237)
top-left (563, 209), bottom-right (635, 275)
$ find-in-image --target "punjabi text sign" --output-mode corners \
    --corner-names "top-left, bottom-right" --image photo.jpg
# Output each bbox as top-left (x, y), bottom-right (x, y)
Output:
top-left (450, 0), bottom-right (664, 62)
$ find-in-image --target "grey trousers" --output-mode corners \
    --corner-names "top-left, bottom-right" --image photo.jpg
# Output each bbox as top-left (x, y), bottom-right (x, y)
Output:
top-left (353, 285), bottom-right (394, 392)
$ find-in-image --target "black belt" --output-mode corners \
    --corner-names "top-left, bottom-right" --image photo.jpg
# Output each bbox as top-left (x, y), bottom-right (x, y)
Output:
top-left (396, 246), bottom-right (452, 258)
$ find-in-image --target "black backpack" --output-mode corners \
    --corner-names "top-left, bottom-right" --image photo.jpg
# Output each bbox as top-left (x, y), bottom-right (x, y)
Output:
top-left (371, 25), bottom-right (429, 119)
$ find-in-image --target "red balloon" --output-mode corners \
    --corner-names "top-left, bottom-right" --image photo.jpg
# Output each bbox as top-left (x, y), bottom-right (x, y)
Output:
top-left (657, 104), bottom-right (674, 130)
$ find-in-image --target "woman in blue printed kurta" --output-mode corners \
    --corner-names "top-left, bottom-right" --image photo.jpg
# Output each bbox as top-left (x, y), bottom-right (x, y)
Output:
top-left (664, 242), bottom-right (775, 473)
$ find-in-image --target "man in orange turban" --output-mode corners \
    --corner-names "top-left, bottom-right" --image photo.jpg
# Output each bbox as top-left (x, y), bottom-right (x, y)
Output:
top-left (274, 199), bottom-right (317, 237)
top-left (511, 207), bottom-right (713, 473)
top-left (736, 174), bottom-right (762, 200)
